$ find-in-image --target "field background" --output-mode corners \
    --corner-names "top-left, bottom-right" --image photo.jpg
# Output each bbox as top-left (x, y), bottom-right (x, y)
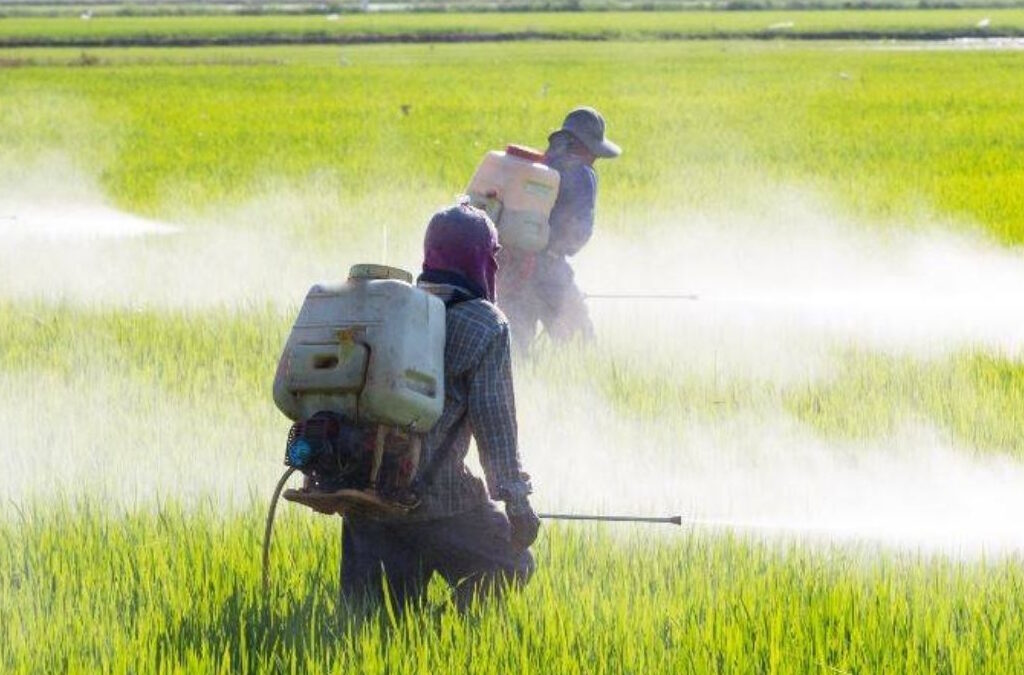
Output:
top-left (1, 9), bottom-right (1023, 44)
top-left (1, 0), bottom-right (1018, 16)
top-left (3, 11), bottom-right (1024, 674)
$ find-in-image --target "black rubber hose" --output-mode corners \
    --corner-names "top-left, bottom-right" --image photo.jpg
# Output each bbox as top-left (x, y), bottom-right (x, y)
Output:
top-left (262, 467), bottom-right (296, 594)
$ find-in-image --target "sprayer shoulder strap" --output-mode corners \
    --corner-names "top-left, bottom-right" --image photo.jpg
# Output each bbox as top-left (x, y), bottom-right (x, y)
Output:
top-left (412, 409), bottom-right (468, 493)
top-left (411, 293), bottom-right (476, 492)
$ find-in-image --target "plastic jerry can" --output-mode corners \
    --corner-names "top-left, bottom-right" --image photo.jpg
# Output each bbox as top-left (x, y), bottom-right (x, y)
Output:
top-left (465, 144), bottom-right (561, 252)
top-left (273, 264), bottom-right (446, 432)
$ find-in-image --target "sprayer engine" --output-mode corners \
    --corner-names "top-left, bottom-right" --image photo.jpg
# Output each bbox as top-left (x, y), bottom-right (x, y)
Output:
top-left (284, 411), bottom-right (371, 493)
top-left (282, 410), bottom-right (422, 517)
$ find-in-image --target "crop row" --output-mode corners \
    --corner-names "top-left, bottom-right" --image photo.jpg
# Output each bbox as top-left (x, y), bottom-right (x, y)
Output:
top-left (3, 500), bottom-right (1024, 673)
top-left (2, 42), bottom-right (1023, 243)
top-left (0, 9), bottom-right (1023, 46)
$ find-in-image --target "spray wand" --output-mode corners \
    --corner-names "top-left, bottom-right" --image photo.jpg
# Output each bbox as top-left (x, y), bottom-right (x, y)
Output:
top-left (584, 292), bottom-right (699, 302)
top-left (538, 513), bottom-right (682, 525)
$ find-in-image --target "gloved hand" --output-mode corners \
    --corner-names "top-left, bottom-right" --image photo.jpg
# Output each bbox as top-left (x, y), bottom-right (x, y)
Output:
top-left (506, 497), bottom-right (541, 551)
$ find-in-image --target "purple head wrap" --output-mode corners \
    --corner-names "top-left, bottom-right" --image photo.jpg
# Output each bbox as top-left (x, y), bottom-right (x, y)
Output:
top-left (422, 202), bottom-right (500, 301)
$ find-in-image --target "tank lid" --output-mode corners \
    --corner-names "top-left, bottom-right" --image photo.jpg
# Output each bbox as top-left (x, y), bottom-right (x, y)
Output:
top-left (349, 264), bottom-right (413, 284)
top-left (506, 144), bottom-right (545, 163)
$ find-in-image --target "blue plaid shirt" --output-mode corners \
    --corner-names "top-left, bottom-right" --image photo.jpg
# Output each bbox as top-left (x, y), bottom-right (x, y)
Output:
top-left (410, 281), bottom-right (531, 519)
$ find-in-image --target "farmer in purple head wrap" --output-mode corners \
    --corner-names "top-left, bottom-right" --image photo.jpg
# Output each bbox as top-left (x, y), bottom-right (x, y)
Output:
top-left (340, 201), bottom-right (539, 611)
top-left (420, 199), bottom-right (500, 302)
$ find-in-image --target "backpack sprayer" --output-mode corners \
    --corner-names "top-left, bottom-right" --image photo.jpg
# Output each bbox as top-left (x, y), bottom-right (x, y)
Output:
top-left (466, 146), bottom-right (700, 303)
top-left (270, 263), bottom-right (445, 514)
top-left (466, 144), bottom-right (559, 252)
top-left (263, 263), bottom-right (448, 589)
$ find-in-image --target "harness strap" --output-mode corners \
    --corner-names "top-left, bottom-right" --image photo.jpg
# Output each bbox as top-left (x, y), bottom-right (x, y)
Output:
top-left (409, 288), bottom-right (477, 494)
top-left (409, 408), bottom-right (467, 494)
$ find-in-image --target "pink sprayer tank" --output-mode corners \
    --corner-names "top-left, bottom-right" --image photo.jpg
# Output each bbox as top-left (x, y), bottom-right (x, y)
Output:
top-left (465, 145), bottom-right (561, 252)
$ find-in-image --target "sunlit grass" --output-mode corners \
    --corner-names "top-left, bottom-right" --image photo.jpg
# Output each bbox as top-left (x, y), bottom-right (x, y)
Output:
top-left (786, 352), bottom-right (1024, 456)
top-left (4, 303), bottom-right (1022, 458)
top-left (2, 9), bottom-right (1024, 44)
top-left (3, 42), bottom-right (1023, 243)
top-left (3, 500), bottom-right (1024, 674)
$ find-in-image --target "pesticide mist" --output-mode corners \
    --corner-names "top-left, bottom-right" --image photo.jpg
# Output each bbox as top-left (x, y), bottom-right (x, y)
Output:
top-left (555, 188), bottom-right (1024, 555)
top-left (3, 174), bottom-right (1024, 556)
top-left (580, 188), bottom-right (1024, 380)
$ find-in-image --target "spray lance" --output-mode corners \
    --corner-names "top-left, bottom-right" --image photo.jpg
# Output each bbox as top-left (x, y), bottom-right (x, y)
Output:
top-left (262, 474), bottom-right (686, 592)
top-left (584, 292), bottom-right (699, 302)
top-left (538, 513), bottom-right (683, 525)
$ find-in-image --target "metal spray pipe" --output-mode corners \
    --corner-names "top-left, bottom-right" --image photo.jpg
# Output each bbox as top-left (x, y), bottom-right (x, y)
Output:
top-left (583, 293), bottom-right (700, 301)
top-left (538, 513), bottom-right (683, 525)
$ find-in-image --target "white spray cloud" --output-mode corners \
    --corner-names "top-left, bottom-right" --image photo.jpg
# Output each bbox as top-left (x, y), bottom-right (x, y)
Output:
top-left (0, 371), bottom-right (286, 511)
top-left (4, 167), bottom-right (1024, 556)
top-left (518, 377), bottom-right (1024, 557)
top-left (578, 187), bottom-right (1024, 382)
top-left (0, 203), bottom-right (178, 241)
top-left (4, 165), bottom-right (1023, 374)
top-left (0, 160), bottom-right (397, 308)
top-left (6, 363), bottom-right (1024, 556)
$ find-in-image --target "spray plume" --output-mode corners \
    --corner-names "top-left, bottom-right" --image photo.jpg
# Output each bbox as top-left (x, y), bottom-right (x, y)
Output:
top-left (3, 170), bottom-right (1024, 556)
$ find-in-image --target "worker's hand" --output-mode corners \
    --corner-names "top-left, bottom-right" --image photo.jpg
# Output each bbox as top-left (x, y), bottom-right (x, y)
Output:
top-left (506, 498), bottom-right (541, 551)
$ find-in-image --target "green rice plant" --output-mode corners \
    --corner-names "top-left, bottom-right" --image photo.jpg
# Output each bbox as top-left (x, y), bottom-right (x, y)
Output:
top-left (3, 41), bottom-right (1023, 242)
top-left (3, 303), bottom-right (1022, 462)
top-left (4, 499), bottom-right (1024, 674)
top-left (786, 351), bottom-right (1024, 456)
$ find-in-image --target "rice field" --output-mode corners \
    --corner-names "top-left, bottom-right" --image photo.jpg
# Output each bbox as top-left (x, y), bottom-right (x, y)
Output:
top-left (0, 9), bottom-right (1022, 47)
top-left (2, 16), bottom-right (1024, 674)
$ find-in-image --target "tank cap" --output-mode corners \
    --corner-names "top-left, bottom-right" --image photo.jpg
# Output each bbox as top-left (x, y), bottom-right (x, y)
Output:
top-left (349, 264), bottom-right (413, 283)
top-left (506, 144), bottom-right (545, 163)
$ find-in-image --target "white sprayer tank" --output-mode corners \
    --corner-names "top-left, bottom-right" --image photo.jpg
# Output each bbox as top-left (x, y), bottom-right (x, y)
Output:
top-left (273, 264), bottom-right (445, 432)
top-left (465, 145), bottom-right (561, 252)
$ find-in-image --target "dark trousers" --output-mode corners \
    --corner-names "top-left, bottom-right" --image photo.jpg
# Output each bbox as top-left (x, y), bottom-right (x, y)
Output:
top-left (341, 502), bottom-right (535, 610)
top-left (498, 251), bottom-right (593, 353)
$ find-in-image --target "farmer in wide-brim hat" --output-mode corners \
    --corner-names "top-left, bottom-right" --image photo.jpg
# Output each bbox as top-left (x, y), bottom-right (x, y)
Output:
top-left (497, 106), bottom-right (621, 352)
top-left (552, 106), bottom-right (622, 160)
